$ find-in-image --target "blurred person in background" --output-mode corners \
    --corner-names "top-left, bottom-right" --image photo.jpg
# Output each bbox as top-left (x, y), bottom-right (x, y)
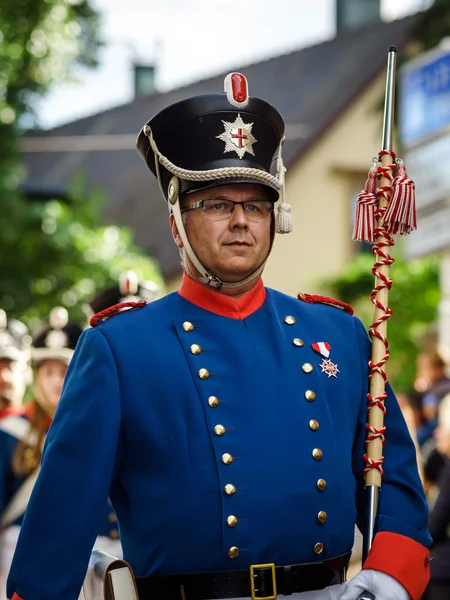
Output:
top-left (84, 270), bottom-right (161, 324)
top-left (0, 310), bottom-right (30, 419)
top-left (415, 350), bottom-right (450, 447)
top-left (0, 307), bottom-right (83, 599)
top-left (424, 393), bottom-right (450, 600)
top-left (396, 391), bottom-right (424, 483)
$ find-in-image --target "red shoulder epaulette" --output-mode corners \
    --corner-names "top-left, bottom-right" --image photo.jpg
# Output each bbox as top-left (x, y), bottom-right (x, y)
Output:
top-left (297, 292), bottom-right (354, 315)
top-left (90, 301), bottom-right (147, 327)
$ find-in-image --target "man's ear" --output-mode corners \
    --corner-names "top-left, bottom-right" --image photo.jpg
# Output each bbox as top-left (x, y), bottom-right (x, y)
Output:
top-left (169, 214), bottom-right (183, 248)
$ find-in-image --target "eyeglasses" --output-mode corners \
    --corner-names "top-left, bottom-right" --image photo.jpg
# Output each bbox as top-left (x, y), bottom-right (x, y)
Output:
top-left (181, 198), bottom-right (273, 222)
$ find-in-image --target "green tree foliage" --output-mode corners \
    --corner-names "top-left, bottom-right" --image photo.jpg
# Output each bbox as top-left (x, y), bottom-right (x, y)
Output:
top-left (0, 0), bottom-right (100, 122)
top-left (0, 0), bottom-right (162, 327)
top-left (322, 248), bottom-right (440, 391)
top-left (1, 177), bottom-right (162, 327)
top-left (411, 0), bottom-right (450, 54)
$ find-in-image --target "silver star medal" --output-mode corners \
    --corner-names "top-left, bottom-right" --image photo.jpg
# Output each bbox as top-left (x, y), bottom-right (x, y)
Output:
top-left (311, 341), bottom-right (339, 379)
top-left (319, 358), bottom-right (340, 379)
top-left (216, 114), bottom-right (257, 159)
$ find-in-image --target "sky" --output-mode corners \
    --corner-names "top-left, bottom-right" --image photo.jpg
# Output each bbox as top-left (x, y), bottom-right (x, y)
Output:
top-left (36, 0), bottom-right (431, 129)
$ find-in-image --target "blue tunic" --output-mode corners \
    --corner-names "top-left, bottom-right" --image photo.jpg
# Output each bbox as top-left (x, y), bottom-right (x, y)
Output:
top-left (7, 282), bottom-right (431, 600)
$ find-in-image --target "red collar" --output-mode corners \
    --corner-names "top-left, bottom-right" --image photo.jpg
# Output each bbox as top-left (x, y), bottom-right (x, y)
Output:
top-left (0, 406), bottom-right (24, 420)
top-left (178, 274), bottom-right (266, 320)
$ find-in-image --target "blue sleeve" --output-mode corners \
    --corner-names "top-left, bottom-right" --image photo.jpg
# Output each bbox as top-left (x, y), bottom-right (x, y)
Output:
top-left (7, 327), bottom-right (122, 600)
top-left (351, 317), bottom-right (431, 549)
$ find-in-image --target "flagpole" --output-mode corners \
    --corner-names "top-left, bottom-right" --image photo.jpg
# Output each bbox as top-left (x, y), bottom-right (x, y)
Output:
top-left (362, 46), bottom-right (397, 561)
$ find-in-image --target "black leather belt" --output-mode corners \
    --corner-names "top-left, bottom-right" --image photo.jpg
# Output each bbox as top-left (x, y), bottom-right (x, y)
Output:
top-left (136, 552), bottom-right (351, 600)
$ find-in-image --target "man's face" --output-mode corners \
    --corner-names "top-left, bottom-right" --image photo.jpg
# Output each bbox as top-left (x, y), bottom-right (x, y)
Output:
top-left (36, 359), bottom-right (68, 413)
top-left (0, 358), bottom-right (26, 408)
top-left (174, 183), bottom-right (273, 283)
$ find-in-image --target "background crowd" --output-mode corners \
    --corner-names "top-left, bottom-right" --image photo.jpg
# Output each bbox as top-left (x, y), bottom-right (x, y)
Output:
top-left (0, 272), bottom-right (161, 599)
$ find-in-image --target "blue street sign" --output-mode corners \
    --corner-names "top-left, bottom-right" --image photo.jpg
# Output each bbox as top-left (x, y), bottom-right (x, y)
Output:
top-left (400, 47), bottom-right (450, 147)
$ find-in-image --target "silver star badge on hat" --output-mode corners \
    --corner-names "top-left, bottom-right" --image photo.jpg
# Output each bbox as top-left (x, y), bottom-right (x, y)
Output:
top-left (216, 114), bottom-right (257, 159)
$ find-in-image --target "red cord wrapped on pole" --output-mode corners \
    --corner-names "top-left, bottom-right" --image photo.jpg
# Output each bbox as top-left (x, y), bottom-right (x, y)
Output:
top-left (352, 46), bottom-right (418, 562)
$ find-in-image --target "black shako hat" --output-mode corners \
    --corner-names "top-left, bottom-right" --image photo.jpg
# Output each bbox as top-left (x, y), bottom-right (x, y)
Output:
top-left (87, 272), bottom-right (160, 316)
top-left (32, 307), bottom-right (83, 366)
top-left (0, 309), bottom-right (30, 362)
top-left (136, 73), bottom-right (285, 200)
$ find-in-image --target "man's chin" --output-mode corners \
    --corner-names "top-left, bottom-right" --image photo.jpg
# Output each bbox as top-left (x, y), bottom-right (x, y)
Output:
top-left (213, 261), bottom-right (264, 283)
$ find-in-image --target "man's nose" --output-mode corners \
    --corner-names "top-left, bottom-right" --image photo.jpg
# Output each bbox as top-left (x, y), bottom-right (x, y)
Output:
top-left (229, 204), bottom-right (248, 227)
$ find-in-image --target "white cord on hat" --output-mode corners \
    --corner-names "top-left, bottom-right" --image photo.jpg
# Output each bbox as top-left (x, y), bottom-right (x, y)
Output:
top-left (275, 136), bottom-right (292, 234)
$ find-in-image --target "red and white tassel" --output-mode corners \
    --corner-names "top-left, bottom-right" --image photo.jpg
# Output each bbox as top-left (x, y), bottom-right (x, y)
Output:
top-left (382, 160), bottom-right (417, 236)
top-left (352, 167), bottom-right (378, 243)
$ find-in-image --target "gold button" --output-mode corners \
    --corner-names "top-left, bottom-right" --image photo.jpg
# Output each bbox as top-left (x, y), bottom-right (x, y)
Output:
top-left (317, 479), bottom-right (327, 491)
top-left (109, 529), bottom-right (119, 539)
top-left (227, 515), bottom-right (238, 528)
top-left (224, 484), bottom-right (236, 495)
top-left (190, 344), bottom-right (201, 355)
top-left (214, 424), bottom-right (226, 436)
top-left (305, 390), bottom-right (316, 401)
top-left (309, 419), bottom-right (319, 431)
top-left (222, 452), bottom-right (233, 464)
top-left (108, 513), bottom-right (117, 522)
top-left (314, 542), bottom-right (324, 555)
top-left (284, 316), bottom-right (296, 325)
top-left (302, 363), bottom-right (313, 373)
top-left (228, 546), bottom-right (240, 558)
top-left (293, 338), bottom-right (304, 347)
top-left (182, 321), bottom-right (194, 332)
top-left (317, 511), bottom-right (327, 523)
top-left (208, 396), bottom-right (219, 408)
top-left (312, 448), bottom-right (323, 460)
top-left (198, 368), bottom-right (210, 380)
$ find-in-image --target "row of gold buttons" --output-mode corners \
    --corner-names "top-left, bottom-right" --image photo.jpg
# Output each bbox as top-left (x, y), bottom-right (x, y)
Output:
top-left (183, 322), bottom-right (239, 558)
top-left (285, 315), bottom-right (327, 555)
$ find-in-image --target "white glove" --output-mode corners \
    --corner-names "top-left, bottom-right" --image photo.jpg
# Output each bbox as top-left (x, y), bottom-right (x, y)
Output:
top-left (338, 569), bottom-right (409, 600)
top-left (295, 583), bottom-right (343, 599)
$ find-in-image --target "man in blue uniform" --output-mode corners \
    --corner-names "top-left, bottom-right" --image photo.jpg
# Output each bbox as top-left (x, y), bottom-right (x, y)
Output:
top-left (8, 73), bottom-right (430, 600)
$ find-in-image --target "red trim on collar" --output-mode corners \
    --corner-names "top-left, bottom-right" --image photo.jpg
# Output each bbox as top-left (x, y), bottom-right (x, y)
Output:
top-left (0, 406), bottom-right (24, 420)
top-left (178, 274), bottom-right (266, 320)
top-left (12, 593), bottom-right (23, 600)
top-left (363, 531), bottom-right (430, 600)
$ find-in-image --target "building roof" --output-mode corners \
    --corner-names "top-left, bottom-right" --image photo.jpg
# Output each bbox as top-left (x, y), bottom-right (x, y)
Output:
top-left (22, 16), bottom-right (413, 279)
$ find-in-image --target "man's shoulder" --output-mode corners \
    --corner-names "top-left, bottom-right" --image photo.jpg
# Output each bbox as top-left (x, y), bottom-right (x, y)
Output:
top-left (267, 287), bottom-right (355, 319)
top-left (92, 291), bottom-right (180, 332)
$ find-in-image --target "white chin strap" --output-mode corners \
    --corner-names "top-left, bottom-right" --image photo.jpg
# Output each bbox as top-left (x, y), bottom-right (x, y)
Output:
top-left (168, 177), bottom-right (266, 289)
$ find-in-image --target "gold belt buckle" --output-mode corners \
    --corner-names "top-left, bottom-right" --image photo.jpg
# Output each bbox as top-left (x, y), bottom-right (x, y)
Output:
top-left (250, 563), bottom-right (277, 600)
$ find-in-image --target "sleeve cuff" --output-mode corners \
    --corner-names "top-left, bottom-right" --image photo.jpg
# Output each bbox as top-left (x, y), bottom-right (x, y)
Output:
top-left (362, 531), bottom-right (430, 600)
